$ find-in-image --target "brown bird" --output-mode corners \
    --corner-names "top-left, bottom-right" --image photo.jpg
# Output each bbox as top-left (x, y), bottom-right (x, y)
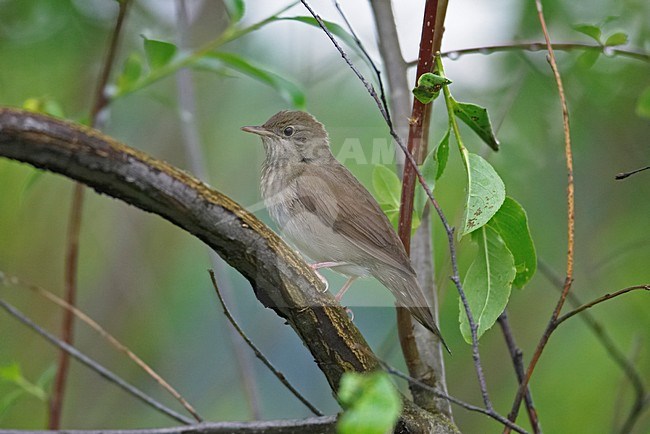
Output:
top-left (242, 110), bottom-right (448, 352)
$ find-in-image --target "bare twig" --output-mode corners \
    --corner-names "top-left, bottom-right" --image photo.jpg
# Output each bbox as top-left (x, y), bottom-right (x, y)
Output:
top-left (301, 0), bottom-right (492, 414)
top-left (381, 363), bottom-right (528, 434)
top-left (615, 166), bottom-right (650, 180)
top-left (538, 261), bottom-right (649, 434)
top-left (50, 1), bottom-right (132, 428)
top-left (1, 272), bottom-right (202, 422)
top-left (407, 42), bottom-right (650, 64)
top-left (497, 311), bottom-right (540, 433)
top-left (505, 1), bottom-right (576, 429)
top-left (174, 0), bottom-right (262, 419)
top-left (208, 270), bottom-right (323, 416)
top-left (0, 298), bottom-right (193, 425)
top-left (555, 285), bottom-right (650, 327)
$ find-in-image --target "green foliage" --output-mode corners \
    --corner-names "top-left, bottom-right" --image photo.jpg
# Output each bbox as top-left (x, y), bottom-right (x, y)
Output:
top-left (412, 72), bottom-right (451, 104)
top-left (337, 371), bottom-right (401, 434)
top-left (22, 96), bottom-right (64, 118)
top-left (223, 0), bottom-right (245, 23)
top-left (460, 153), bottom-right (506, 236)
top-left (459, 226), bottom-right (516, 342)
top-left (573, 24), bottom-right (602, 42)
top-left (372, 164), bottom-right (403, 229)
top-left (604, 32), bottom-right (628, 47)
top-left (434, 127), bottom-right (450, 180)
top-left (142, 37), bottom-right (177, 70)
top-left (451, 99), bottom-right (499, 151)
top-left (487, 197), bottom-right (536, 288)
top-left (196, 52), bottom-right (305, 109)
top-left (572, 21), bottom-right (628, 47)
top-left (636, 86), bottom-right (650, 119)
top-left (116, 53), bottom-right (144, 94)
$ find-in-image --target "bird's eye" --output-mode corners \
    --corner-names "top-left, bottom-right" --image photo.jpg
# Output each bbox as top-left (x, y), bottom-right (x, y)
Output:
top-left (283, 126), bottom-right (295, 137)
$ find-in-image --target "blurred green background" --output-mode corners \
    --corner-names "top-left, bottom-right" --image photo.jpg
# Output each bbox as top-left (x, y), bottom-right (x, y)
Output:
top-left (0, 0), bottom-right (648, 432)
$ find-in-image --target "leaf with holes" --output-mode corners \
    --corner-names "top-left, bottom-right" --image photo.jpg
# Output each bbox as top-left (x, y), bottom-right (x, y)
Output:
top-left (488, 197), bottom-right (536, 288)
top-left (452, 99), bottom-right (499, 151)
top-left (459, 226), bottom-right (516, 342)
top-left (412, 72), bottom-right (451, 104)
top-left (461, 153), bottom-right (506, 236)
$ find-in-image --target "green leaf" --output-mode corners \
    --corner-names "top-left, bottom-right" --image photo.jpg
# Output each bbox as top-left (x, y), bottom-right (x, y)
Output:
top-left (0, 363), bottom-right (47, 401)
top-left (22, 97), bottom-right (65, 118)
top-left (414, 148), bottom-right (438, 219)
top-left (223, 0), bottom-right (245, 23)
top-left (459, 226), bottom-right (516, 342)
top-left (143, 37), bottom-right (177, 70)
top-left (0, 389), bottom-right (24, 419)
top-left (461, 153), bottom-right (506, 236)
top-left (577, 50), bottom-right (600, 69)
top-left (412, 72), bottom-right (451, 104)
top-left (337, 372), bottom-right (401, 434)
top-left (573, 24), bottom-right (602, 43)
top-left (487, 197), bottom-right (536, 288)
top-left (635, 86), bottom-right (650, 119)
top-left (197, 52), bottom-right (306, 108)
top-left (277, 16), bottom-right (366, 62)
top-left (604, 32), bottom-right (628, 47)
top-left (116, 53), bottom-right (143, 94)
top-left (452, 99), bottom-right (499, 151)
top-left (434, 127), bottom-right (450, 180)
top-left (372, 165), bottom-right (401, 206)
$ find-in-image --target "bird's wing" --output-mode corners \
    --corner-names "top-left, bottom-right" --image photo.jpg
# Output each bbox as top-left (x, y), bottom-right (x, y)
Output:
top-left (295, 162), bottom-right (414, 274)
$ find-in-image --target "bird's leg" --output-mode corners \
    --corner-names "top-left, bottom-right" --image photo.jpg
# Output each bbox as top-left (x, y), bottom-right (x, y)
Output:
top-left (335, 276), bottom-right (357, 302)
top-left (309, 262), bottom-right (347, 293)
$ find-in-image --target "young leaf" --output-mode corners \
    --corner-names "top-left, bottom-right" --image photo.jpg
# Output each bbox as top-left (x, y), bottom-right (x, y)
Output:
top-left (0, 363), bottom-right (47, 401)
top-left (572, 24), bottom-right (602, 43)
top-left (22, 97), bottom-right (65, 118)
top-left (577, 50), bottom-right (600, 69)
top-left (461, 153), bottom-right (506, 236)
top-left (636, 86), bottom-right (650, 119)
top-left (412, 72), bottom-right (451, 104)
top-left (372, 165), bottom-right (401, 206)
top-left (116, 53), bottom-right (143, 94)
top-left (223, 0), bottom-right (245, 23)
top-left (435, 127), bottom-right (450, 180)
top-left (337, 372), bottom-right (401, 434)
top-left (459, 226), bottom-right (516, 342)
top-left (451, 99), bottom-right (499, 151)
top-left (143, 37), bottom-right (177, 70)
top-left (198, 52), bottom-right (306, 108)
top-left (487, 197), bottom-right (536, 288)
top-left (604, 32), bottom-right (628, 47)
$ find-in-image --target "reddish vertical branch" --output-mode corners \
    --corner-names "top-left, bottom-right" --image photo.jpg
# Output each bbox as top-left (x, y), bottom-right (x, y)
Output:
top-left (397, 0), bottom-right (438, 251)
top-left (48, 1), bottom-right (131, 428)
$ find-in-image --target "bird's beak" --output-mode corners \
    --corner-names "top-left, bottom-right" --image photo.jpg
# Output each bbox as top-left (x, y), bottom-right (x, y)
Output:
top-left (241, 125), bottom-right (274, 137)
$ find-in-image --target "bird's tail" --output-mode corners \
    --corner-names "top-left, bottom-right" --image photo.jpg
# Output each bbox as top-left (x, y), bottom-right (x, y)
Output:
top-left (373, 267), bottom-right (450, 353)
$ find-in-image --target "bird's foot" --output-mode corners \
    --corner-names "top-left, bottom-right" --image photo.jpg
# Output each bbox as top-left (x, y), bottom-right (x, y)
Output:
top-left (310, 261), bottom-right (348, 270)
top-left (310, 268), bottom-right (329, 293)
top-left (344, 306), bottom-right (354, 321)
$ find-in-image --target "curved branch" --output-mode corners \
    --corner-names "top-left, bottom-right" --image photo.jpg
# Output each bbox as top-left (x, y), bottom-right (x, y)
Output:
top-left (0, 107), bottom-right (374, 388)
top-left (0, 108), bottom-right (451, 432)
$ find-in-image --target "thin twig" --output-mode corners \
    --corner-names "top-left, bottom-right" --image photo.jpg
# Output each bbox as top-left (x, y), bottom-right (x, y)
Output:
top-left (538, 261), bottom-right (649, 434)
top-left (208, 270), bottom-right (323, 417)
top-left (555, 285), bottom-right (649, 327)
top-left (174, 0), bottom-right (262, 419)
top-left (50, 1), bottom-right (132, 428)
top-left (497, 311), bottom-right (540, 433)
top-left (301, 0), bottom-right (492, 414)
top-left (331, 0), bottom-right (391, 126)
top-left (615, 166), bottom-right (650, 180)
top-left (1, 272), bottom-right (203, 422)
top-left (406, 42), bottom-right (650, 64)
top-left (505, 1), bottom-right (576, 429)
top-left (380, 362), bottom-right (528, 434)
top-left (0, 298), bottom-right (194, 425)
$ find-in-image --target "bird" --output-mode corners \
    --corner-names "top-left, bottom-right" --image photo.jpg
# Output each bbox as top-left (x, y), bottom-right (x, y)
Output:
top-left (242, 110), bottom-right (448, 352)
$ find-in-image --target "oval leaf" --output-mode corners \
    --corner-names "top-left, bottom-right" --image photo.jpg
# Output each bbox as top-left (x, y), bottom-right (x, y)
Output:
top-left (198, 52), bottom-right (306, 108)
top-left (338, 372), bottom-right (401, 434)
top-left (459, 226), bottom-right (516, 342)
top-left (412, 72), bottom-right (451, 104)
top-left (223, 0), bottom-right (245, 23)
top-left (572, 24), bottom-right (602, 43)
top-left (604, 32), bottom-right (628, 47)
top-left (435, 127), bottom-right (450, 180)
top-left (372, 165), bottom-right (401, 206)
top-left (452, 99), bottom-right (499, 151)
top-left (461, 153), bottom-right (506, 236)
top-left (487, 197), bottom-right (536, 288)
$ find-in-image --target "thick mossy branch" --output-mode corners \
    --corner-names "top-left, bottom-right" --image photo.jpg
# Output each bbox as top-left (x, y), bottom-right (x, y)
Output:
top-left (0, 108), bottom-right (459, 433)
top-left (0, 108), bottom-right (376, 387)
